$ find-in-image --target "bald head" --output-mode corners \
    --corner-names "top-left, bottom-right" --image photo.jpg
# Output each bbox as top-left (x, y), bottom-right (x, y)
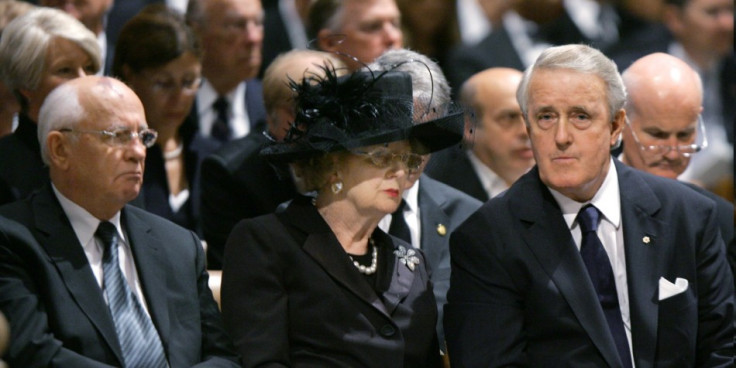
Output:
top-left (623, 53), bottom-right (703, 115)
top-left (621, 53), bottom-right (703, 179)
top-left (461, 68), bottom-right (533, 189)
top-left (262, 49), bottom-right (345, 141)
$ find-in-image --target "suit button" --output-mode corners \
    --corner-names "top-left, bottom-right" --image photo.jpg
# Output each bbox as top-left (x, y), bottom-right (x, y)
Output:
top-left (379, 324), bottom-right (396, 337)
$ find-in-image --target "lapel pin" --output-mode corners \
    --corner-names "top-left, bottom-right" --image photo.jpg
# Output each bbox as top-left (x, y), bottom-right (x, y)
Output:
top-left (437, 224), bottom-right (447, 236)
top-left (642, 236), bottom-right (651, 244)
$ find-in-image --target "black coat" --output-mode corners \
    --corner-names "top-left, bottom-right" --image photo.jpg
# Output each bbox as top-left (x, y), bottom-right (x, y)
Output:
top-left (221, 196), bottom-right (442, 368)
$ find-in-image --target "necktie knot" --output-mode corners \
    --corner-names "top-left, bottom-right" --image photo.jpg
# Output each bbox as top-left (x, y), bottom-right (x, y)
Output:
top-left (577, 205), bottom-right (600, 233)
top-left (96, 221), bottom-right (118, 254)
top-left (213, 96), bottom-right (229, 113)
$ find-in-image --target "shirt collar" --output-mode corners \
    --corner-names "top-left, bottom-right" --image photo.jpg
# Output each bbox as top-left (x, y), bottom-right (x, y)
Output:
top-left (197, 79), bottom-right (245, 114)
top-left (467, 150), bottom-right (509, 198)
top-left (402, 178), bottom-right (420, 213)
top-left (52, 183), bottom-right (125, 247)
top-left (548, 158), bottom-right (621, 231)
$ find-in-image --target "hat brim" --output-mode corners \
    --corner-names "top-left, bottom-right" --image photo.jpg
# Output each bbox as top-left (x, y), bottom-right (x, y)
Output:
top-left (260, 110), bottom-right (464, 163)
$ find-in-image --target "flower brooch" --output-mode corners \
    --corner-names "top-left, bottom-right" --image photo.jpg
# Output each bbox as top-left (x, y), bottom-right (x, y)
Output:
top-left (394, 245), bottom-right (420, 271)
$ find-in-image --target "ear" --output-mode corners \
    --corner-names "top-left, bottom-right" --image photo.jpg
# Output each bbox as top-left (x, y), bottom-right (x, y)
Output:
top-left (610, 109), bottom-right (626, 148)
top-left (46, 131), bottom-right (73, 171)
top-left (17, 88), bottom-right (32, 101)
top-left (317, 29), bottom-right (339, 52)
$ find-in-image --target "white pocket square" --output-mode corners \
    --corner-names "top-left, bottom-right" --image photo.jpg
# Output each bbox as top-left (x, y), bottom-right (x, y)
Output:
top-left (658, 277), bottom-right (689, 301)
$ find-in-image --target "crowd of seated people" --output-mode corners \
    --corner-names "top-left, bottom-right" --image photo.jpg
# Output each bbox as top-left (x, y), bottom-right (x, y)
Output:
top-left (0, 0), bottom-right (733, 367)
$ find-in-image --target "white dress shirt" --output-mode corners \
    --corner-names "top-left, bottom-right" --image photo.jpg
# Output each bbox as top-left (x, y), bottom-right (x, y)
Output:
top-left (467, 150), bottom-right (509, 198)
top-left (547, 159), bottom-right (634, 364)
top-left (379, 181), bottom-right (421, 249)
top-left (52, 184), bottom-right (153, 317)
top-left (196, 80), bottom-right (251, 139)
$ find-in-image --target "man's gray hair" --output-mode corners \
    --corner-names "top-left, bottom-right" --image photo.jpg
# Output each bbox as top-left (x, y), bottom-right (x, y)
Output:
top-left (517, 44), bottom-right (626, 122)
top-left (367, 48), bottom-right (451, 119)
top-left (0, 8), bottom-right (101, 94)
top-left (37, 81), bottom-right (84, 165)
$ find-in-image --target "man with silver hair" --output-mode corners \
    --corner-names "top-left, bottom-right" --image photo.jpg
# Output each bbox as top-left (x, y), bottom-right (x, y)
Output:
top-left (444, 44), bottom-right (734, 367)
top-left (0, 7), bottom-right (101, 205)
top-left (367, 49), bottom-right (482, 352)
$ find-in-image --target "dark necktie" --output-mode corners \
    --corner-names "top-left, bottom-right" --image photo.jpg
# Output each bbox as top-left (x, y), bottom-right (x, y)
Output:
top-left (577, 205), bottom-right (633, 368)
top-left (96, 222), bottom-right (168, 368)
top-left (211, 96), bottom-right (231, 142)
top-left (389, 200), bottom-right (412, 244)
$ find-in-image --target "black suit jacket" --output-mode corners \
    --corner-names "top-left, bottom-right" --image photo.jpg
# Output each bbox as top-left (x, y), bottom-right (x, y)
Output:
top-left (140, 130), bottom-right (220, 237)
top-left (445, 160), bottom-right (734, 367)
top-left (0, 186), bottom-right (240, 367)
top-left (446, 26), bottom-right (525, 99)
top-left (425, 147), bottom-right (489, 202)
top-left (199, 131), bottom-right (298, 269)
top-left (221, 196), bottom-right (441, 367)
top-left (0, 115), bottom-right (48, 206)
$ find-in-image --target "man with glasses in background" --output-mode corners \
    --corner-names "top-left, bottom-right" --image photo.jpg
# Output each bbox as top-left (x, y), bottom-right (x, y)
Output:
top-left (620, 52), bottom-right (734, 288)
top-left (0, 76), bottom-right (239, 367)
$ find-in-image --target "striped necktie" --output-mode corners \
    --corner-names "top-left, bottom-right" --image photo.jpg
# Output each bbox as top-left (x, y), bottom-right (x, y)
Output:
top-left (96, 221), bottom-right (168, 367)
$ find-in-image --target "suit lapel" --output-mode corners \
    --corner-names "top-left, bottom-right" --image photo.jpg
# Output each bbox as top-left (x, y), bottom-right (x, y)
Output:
top-left (281, 199), bottom-right (391, 318)
top-left (510, 169), bottom-right (622, 367)
top-left (302, 231), bottom-right (391, 317)
top-left (417, 176), bottom-right (451, 273)
top-left (32, 187), bottom-right (124, 364)
top-left (123, 208), bottom-right (171, 352)
top-left (616, 161), bottom-right (663, 366)
top-left (376, 231), bottom-right (415, 316)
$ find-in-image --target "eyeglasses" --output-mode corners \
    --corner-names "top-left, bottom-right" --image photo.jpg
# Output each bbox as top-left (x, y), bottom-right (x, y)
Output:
top-left (626, 115), bottom-right (708, 157)
top-left (351, 149), bottom-right (425, 171)
top-left (150, 77), bottom-right (202, 96)
top-left (59, 127), bottom-right (158, 148)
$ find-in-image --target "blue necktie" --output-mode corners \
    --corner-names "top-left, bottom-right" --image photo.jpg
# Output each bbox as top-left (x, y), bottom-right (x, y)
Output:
top-left (211, 96), bottom-right (231, 142)
top-left (97, 222), bottom-right (168, 368)
top-left (577, 205), bottom-right (633, 368)
top-left (389, 200), bottom-right (412, 244)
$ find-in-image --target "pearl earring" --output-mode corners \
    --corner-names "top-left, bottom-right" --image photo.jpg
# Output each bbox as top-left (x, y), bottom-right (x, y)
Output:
top-left (331, 181), bottom-right (343, 194)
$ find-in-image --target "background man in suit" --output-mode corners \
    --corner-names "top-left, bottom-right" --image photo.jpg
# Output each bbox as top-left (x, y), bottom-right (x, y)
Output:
top-left (186, 0), bottom-right (267, 143)
top-left (0, 76), bottom-right (239, 367)
top-left (425, 67), bottom-right (534, 202)
top-left (444, 44), bottom-right (734, 367)
top-left (308, 0), bottom-right (403, 71)
top-left (368, 49), bottom-right (482, 351)
top-left (200, 49), bottom-right (343, 269)
top-left (619, 52), bottom-right (734, 287)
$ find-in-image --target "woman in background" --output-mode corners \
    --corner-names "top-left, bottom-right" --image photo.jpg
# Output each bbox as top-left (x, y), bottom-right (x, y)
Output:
top-left (0, 7), bottom-right (101, 205)
top-left (113, 5), bottom-right (218, 235)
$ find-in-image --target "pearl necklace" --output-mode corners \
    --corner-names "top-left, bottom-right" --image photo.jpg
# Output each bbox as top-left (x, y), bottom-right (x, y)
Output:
top-left (349, 238), bottom-right (378, 275)
top-left (163, 142), bottom-right (184, 160)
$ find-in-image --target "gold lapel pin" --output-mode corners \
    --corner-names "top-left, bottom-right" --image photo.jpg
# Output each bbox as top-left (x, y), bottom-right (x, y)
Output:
top-left (437, 224), bottom-right (447, 236)
top-left (642, 236), bottom-right (651, 244)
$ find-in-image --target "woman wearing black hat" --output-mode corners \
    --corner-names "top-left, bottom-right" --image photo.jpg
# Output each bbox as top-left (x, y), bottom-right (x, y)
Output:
top-left (219, 67), bottom-right (464, 367)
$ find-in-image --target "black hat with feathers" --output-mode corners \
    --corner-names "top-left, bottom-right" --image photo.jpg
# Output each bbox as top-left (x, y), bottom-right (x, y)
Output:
top-left (260, 65), bottom-right (463, 162)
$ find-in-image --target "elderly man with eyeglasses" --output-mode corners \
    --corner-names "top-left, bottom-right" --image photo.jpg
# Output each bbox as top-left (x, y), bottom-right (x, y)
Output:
top-left (620, 52), bottom-right (734, 290)
top-left (0, 76), bottom-right (240, 368)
